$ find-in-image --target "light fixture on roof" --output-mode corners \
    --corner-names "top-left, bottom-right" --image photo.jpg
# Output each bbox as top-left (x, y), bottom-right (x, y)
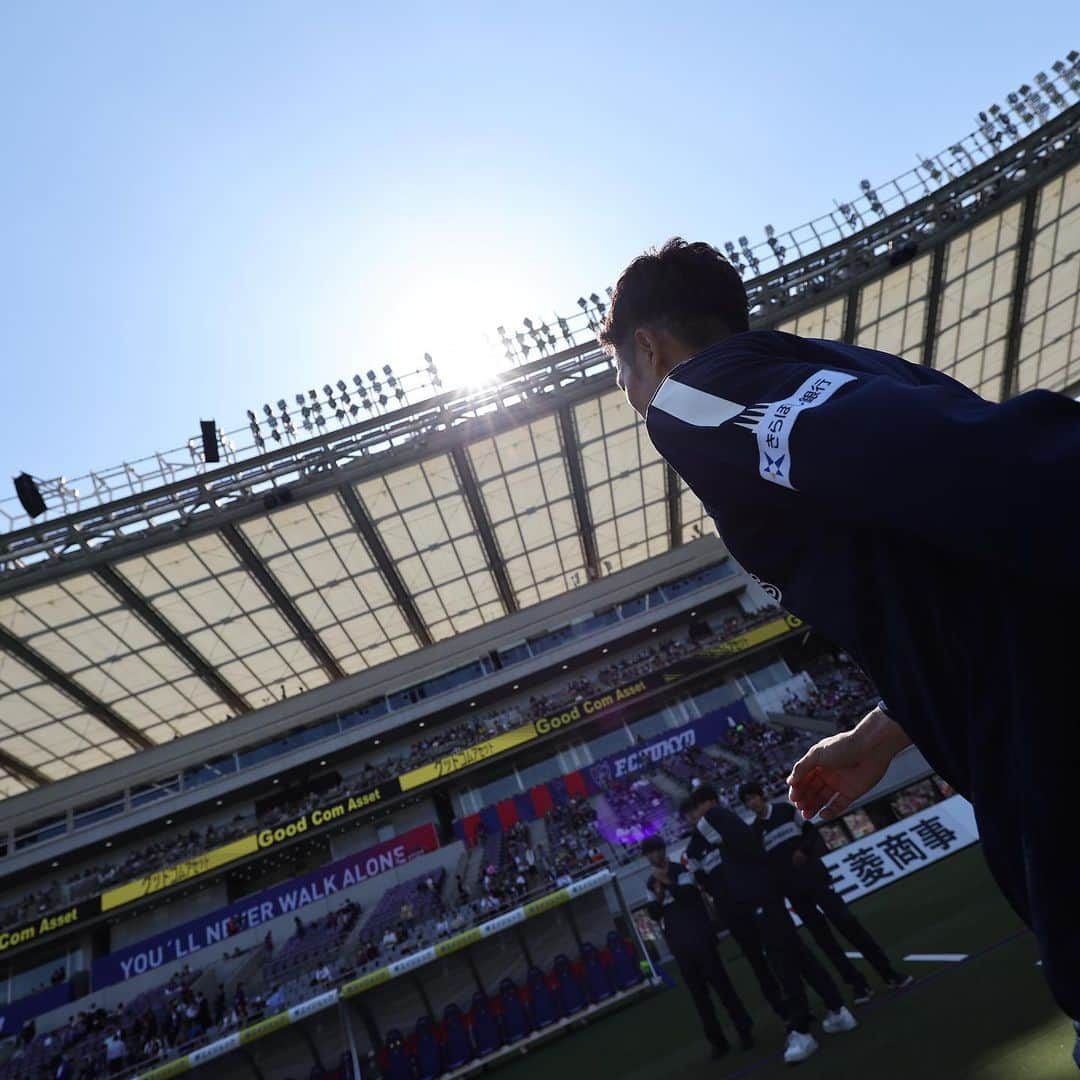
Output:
top-left (763, 224), bottom-right (786, 264)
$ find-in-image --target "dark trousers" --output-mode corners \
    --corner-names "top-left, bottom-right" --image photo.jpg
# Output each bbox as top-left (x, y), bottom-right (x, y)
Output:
top-left (752, 901), bottom-right (844, 1033)
top-left (788, 883), bottom-right (897, 988)
top-left (727, 911), bottom-right (786, 1019)
top-left (675, 943), bottom-right (753, 1048)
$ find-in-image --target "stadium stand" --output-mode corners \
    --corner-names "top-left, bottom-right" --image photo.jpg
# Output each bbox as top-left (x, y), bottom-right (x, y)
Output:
top-left (0, 596), bottom-right (777, 934)
top-left (4, 64), bottom-right (1076, 1074)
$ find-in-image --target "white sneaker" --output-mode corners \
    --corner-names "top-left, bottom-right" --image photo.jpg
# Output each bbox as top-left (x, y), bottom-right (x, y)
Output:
top-left (783, 1030), bottom-right (819, 1064)
top-left (822, 1005), bottom-right (858, 1034)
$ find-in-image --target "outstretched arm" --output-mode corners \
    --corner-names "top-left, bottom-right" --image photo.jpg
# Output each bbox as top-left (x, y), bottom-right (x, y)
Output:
top-left (787, 705), bottom-right (912, 820)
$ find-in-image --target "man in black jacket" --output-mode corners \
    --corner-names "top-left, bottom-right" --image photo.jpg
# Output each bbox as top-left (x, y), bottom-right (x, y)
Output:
top-left (681, 800), bottom-right (788, 1022)
top-left (685, 784), bottom-right (858, 1065)
top-left (739, 781), bottom-right (910, 1002)
top-left (642, 835), bottom-right (754, 1059)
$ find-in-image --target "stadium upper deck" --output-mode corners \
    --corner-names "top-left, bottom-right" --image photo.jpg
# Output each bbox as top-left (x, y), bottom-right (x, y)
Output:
top-left (0, 68), bottom-right (1075, 803)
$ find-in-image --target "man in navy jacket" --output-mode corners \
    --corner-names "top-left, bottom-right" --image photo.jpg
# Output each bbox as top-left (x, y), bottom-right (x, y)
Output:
top-left (599, 237), bottom-right (1080, 1068)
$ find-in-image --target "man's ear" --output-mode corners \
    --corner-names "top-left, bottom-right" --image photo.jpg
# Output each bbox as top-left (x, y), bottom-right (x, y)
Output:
top-left (633, 327), bottom-right (664, 376)
top-left (634, 326), bottom-right (680, 381)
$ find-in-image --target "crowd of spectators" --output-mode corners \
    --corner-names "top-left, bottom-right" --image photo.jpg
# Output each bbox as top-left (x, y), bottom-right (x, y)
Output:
top-left (782, 658), bottom-right (879, 729)
top-left (0, 968), bottom-right (209, 1080)
top-left (0, 610), bottom-right (773, 934)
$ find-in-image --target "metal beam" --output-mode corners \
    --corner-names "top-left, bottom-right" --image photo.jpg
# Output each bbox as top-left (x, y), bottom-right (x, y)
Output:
top-left (338, 485), bottom-right (434, 648)
top-left (557, 405), bottom-right (600, 581)
top-left (665, 465), bottom-right (682, 550)
top-left (96, 565), bottom-right (251, 717)
top-left (1001, 189), bottom-right (1040, 400)
top-left (0, 745), bottom-right (47, 788)
top-left (0, 626), bottom-right (152, 751)
top-left (842, 286), bottom-right (860, 344)
top-left (921, 242), bottom-right (947, 368)
top-left (220, 523), bottom-right (345, 681)
top-left (450, 445), bottom-right (517, 614)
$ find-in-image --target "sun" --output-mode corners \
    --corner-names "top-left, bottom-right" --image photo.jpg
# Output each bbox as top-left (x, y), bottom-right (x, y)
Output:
top-left (377, 261), bottom-right (551, 398)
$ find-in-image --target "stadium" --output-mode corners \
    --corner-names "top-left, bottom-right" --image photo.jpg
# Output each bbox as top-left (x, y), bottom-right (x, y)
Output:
top-left (0, 49), bottom-right (1078, 1080)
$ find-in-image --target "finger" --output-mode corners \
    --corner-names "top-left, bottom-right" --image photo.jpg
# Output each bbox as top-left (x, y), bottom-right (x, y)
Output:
top-left (791, 773), bottom-right (834, 817)
top-left (787, 749), bottom-right (822, 788)
top-left (789, 766), bottom-right (828, 801)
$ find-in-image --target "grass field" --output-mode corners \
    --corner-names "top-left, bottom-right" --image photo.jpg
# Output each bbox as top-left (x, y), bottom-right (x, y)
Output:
top-left (496, 846), bottom-right (1076, 1079)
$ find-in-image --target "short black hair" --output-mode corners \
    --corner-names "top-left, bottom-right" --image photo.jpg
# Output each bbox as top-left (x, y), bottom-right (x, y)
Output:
top-left (641, 835), bottom-right (665, 856)
top-left (598, 238), bottom-right (749, 356)
top-left (737, 781), bottom-right (765, 803)
top-left (677, 795), bottom-right (697, 818)
top-left (689, 783), bottom-right (719, 808)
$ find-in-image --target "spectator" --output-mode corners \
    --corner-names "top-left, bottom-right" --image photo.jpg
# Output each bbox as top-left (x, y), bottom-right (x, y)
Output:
top-left (105, 1031), bottom-right (126, 1076)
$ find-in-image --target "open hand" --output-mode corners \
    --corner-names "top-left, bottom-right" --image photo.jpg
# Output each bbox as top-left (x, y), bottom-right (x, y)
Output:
top-left (787, 709), bottom-right (909, 820)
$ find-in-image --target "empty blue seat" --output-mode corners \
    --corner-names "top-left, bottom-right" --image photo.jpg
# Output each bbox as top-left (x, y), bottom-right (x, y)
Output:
top-left (441, 1004), bottom-right (473, 1070)
top-left (607, 931), bottom-right (643, 990)
top-left (554, 953), bottom-right (586, 1016)
top-left (498, 977), bottom-right (532, 1043)
top-left (414, 1016), bottom-right (442, 1079)
top-left (526, 965), bottom-right (560, 1029)
top-left (470, 990), bottom-right (503, 1056)
top-left (581, 942), bottom-right (614, 1003)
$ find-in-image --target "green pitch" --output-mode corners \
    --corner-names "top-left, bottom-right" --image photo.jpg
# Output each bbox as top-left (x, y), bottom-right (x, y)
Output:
top-left (496, 846), bottom-right (1076, 1079)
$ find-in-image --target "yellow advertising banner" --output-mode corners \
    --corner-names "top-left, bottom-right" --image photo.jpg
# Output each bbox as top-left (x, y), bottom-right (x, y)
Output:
top-left (101, 834), bottom-right (259, 912)
top-left (238, 1011), bottom-right (291, 1045)
top-left (398, 725), bottom-right (537, 791)
top-left (434, 927), bottom-right (483, 958)
top-left (532, 679), bottom-right (650, 739)
top-left (138, 1055), bottom-right (193, 1080)
top-left (340, 967), bottom-right (391, 999)
top-left (702, 614), bottom-right (803, 657)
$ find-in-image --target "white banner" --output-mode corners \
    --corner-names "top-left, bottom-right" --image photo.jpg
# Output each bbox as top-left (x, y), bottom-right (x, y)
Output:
top-left (819, 794), bottom-right (979, 905)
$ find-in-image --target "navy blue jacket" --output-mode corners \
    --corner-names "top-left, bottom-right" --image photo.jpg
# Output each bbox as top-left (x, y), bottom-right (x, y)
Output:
top-left (645, 859), bottom-right (715, 957)
top-left (646, 330), bottom-right (1080, 1016)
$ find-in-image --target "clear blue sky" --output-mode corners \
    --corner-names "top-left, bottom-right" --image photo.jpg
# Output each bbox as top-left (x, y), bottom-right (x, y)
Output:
top-left (0, 2), bottom-right (1073, 489)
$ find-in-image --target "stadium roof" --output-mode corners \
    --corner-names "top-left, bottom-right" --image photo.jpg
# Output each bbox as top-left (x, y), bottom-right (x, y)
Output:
top-left (0, 72), bottom-right (1077, 800)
